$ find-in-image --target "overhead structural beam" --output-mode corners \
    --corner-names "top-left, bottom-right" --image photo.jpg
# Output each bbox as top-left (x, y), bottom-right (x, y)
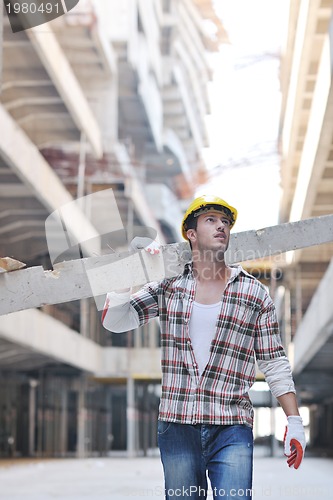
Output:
top-left (27, 24), bottom-right (103, 158)
top-left (281, 0), bottom-right (315, 194)
top-left (0, 307), bottom-right (162, 377)
top-left (0, 104), bottom-right (101, 257)
top-left (1, 214), bottom-right (333, 316)
top-left (0, 308), bottom-right (102, 373)
top-left (290, 32), bottom-right (333, 223)
top-left (293, 258), bottom-right (333, 375)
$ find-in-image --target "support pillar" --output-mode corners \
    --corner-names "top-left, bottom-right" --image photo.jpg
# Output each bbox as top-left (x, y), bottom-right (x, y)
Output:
top-left (60, 387), bottom-right (68, 457)
top-left (295, 265), bottom-right (303, 328)
top-left (105, 387), bottom-right (113, 455)
top-left (269, 394), bottom-right (278, 457)
top-left (77, 377), bottom-right (86, 458)
top-left (28, 379), bottom-right (38, 457)
top-left (142, 384), bottom-right (149, 457)
top-left (126, 377), bottom-right (136, 457)
top-left (284, 288), bottom-right (292, 357)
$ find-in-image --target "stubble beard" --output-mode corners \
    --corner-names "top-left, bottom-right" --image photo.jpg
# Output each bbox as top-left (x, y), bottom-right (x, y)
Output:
top-left (195, 239), bottom-right (229, 264)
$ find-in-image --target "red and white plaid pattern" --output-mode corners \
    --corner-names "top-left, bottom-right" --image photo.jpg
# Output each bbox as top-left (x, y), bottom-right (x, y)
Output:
top-left (130, 263), bottom-right (285, 427)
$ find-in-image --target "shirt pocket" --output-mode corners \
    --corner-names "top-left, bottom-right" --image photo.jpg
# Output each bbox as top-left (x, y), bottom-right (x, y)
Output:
top-left (236, 298), bottom-right (260, 325)
top-left (217, 296), bottom-right (260, 332)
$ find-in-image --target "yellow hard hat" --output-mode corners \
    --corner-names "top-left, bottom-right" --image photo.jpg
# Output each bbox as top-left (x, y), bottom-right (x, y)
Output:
top-left (181, 195), bottom-right (237, 240)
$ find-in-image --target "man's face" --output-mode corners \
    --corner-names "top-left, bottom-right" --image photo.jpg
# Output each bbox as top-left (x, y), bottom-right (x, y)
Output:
top-left (187, 210), bottom-right (231, 257)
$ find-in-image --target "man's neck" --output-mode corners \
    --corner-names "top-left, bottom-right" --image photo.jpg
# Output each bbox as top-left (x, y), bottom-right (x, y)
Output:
top-left (192, 259), bottom-right (229, 282)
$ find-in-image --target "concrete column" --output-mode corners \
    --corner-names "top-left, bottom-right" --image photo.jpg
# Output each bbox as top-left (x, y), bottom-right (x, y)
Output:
top-left (104, 387), bottom-right (112, 455)
top-left (284, 288), bottom-right (292, 355)
top-left (37, 374), bottom-right (44, 456)
top-left (269, 394), bottom-right (279, 457)
top-left (76, 377), bottom-right (86, 458)
top-left (6, 378), bottom-right (16, 457)
top-left (60, 388), bottom-right (68, 457)
top-left (142, 384), bottom-right (149, 457)
top-left (126, 377), bottom-right (136, 457)
top-left (295, 265), bottom-right (303, 328)
top-left (28, 379), bottom-right (38, 456)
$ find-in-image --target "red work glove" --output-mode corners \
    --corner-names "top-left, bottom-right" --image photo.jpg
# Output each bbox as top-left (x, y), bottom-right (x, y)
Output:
top-left (283, 416), bottom-right (306, 469)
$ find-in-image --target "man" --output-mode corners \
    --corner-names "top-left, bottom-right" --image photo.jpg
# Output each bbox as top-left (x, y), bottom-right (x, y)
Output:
top-left (102, 195), bottom-right (306, 499)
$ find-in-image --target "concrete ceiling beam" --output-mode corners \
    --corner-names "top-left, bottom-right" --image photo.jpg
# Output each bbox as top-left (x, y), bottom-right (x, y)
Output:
top-left (26, 24), bottom-right (103, 158)
top-left (293, 258), bottom-right (333, 375)
top-left (5, 96), bottom-right (63, 111)
top-left (281, 0), bottom-right (324, 214)
top-left (0, 104), bottom-right (100, 257)
top-left (290, 33), bottom-right (333, 223)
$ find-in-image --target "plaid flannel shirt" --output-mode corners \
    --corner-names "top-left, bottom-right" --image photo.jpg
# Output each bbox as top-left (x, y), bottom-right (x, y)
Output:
top-left (130, 263), bottom-right (286, 427)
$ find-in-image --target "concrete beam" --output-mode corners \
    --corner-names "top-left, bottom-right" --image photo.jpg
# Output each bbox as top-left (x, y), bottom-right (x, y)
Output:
top-left (0, 309), bottom-right (102, 373)
top-left (1, 214), bottom-right (333, 316)
top-left (281, 0), bottom-right (320, 207)
top-left (0, 309), bottom-right (162, 378)
top-left (3, 68), bottom-right (52, 86)
top-left (27, 24), bottom-right (103, 158)
top-left (0, 104), bottom-right (100, 258)
top-left (5, 96), bottom-right (62, 111)
top-left (293, 258), bottom-right (333, 375)
top-left (290, 32), bottom-right (333, 222)
top-left (0, 257), bottom-right (25, 273)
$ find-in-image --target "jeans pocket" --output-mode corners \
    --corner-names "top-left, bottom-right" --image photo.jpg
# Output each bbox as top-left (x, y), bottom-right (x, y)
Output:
top-left (157, 420), bottom-right (172, 436)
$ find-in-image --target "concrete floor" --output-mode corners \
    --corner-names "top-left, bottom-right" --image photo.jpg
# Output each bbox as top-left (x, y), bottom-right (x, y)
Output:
top-left (0, 454), bottom-right (332, 499)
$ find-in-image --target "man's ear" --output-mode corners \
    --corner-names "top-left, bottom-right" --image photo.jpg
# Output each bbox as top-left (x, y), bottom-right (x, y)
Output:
top-left (186, 229), bottom-right (196, 243)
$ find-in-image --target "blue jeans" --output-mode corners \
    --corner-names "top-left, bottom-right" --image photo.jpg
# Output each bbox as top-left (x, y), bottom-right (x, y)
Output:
top-left (158, 422), bottom-right (253, 500)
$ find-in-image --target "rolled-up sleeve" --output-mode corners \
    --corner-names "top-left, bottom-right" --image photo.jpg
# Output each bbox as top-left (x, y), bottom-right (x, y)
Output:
top-left (257, 356), bottom-right (296, 398)
top-left (254, 294), bottom-right (295, 398)
top-left (102, 282), bottom-right (159, 332)
top-left (102, 290), bottom-right (140, 332)
top-left (254, 296), bottom-right (285, 361)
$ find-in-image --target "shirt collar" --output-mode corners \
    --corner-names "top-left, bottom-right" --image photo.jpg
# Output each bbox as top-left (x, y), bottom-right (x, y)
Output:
top-left (183, 262), bottom-right (244, 280)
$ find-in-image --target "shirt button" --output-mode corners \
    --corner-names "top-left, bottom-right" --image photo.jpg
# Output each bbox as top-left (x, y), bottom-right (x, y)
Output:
top-left (184, 318), bottom-right (189, 324)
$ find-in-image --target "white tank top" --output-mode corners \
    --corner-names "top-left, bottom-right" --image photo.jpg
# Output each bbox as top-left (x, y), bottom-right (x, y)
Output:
top-left (189, 301), bottom-right (221, 375)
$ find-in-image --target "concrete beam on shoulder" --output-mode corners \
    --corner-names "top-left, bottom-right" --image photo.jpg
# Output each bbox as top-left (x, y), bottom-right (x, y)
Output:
top-left (1, 214), bottom-right (333, 316)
